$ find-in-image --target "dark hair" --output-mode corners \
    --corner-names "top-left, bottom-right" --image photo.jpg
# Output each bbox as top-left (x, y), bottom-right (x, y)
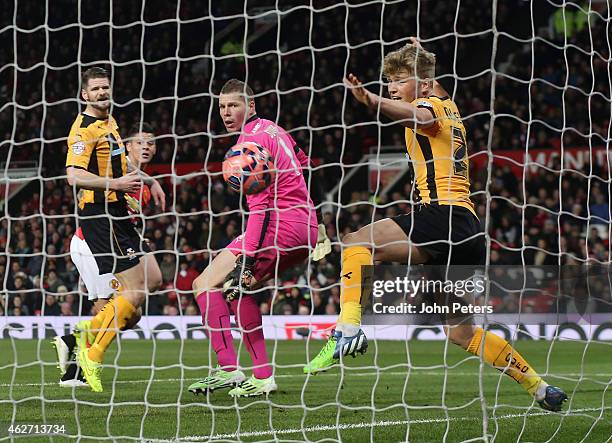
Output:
top-left (126, 122), bottom-right (155, 140)
top-left (220, 79), bottom-right (254, 99)
top-left (81, 67), bottom-right (110, 88)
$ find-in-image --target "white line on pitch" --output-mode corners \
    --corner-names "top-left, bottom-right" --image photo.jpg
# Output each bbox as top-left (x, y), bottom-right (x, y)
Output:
top-left (1, 370), bottom-right (609, 388)
top-left (159, 407), bottom-right (608, 442)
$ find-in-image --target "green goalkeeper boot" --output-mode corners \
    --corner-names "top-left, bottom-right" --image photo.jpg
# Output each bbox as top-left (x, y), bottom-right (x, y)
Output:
top-left (188, 366), bottom-right (246, 394)
top-left (228, 375), bottom-right (277, 397)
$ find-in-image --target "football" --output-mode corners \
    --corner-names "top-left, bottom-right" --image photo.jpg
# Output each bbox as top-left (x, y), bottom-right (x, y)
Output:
top-left (222, 141), bottom-right (275, 195)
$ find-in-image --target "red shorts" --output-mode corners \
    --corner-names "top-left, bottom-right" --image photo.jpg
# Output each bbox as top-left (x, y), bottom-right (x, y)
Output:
top-left (226, 221), bottom-right (318, 281)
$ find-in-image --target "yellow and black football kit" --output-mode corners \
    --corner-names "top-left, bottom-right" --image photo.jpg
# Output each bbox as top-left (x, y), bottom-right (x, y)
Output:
top-left (66, 113), bottom-right (149, 274)
top-left (391, 96), bottom-right (485, 265)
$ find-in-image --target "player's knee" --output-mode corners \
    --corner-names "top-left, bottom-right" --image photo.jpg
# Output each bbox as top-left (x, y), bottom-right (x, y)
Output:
top-left (446, 326), bottom-right (474, 350)
top-left (342, 231), bottom-right (362, 246)
top-left (192, 273), bottom-right (209, 294)
top-left (93, 298), bottom-right (109, 315)
top-left (146, 267), bottom-right (162, 293)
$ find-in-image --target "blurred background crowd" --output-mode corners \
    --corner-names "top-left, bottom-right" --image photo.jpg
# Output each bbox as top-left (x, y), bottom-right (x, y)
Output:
top-left (1, 1), bottom-right (610, 317)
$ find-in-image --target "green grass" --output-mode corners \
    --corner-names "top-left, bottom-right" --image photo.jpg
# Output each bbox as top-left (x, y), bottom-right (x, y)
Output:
top-left (0, 338), bottom-right (610, 442)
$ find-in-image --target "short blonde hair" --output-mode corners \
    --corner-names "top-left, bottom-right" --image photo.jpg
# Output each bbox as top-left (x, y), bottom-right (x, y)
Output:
top-left (382, 43), bottom-right (436, 80)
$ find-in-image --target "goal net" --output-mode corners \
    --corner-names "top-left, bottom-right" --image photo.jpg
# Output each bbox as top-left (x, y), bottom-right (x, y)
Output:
top-left (1, 0), bottom-right (611, 441)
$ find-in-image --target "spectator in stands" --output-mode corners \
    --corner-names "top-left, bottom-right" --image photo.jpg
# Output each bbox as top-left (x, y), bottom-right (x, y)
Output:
top-left (159, 254), bottom-right (177, 284)
top-left (163, 305), bottom-right (179, 316)
top-left (45, 270), bottom-right (64, 294)
top-left (175, 260), bottom-right (198, 295)
top-left (184, 304), bottom-right (198, 316)
top-left (325, 303), bottom-right (338, 315)
top-left (44, 295), bottom-right (61, 316)
top-left (63, 292), bottom-right (79, 315)
top-left (60, 302), bottom-right (73, 316)
top-left (311, 291), bottom-right (326, 315)
top-left (11, 295), bottom-right (29, 316)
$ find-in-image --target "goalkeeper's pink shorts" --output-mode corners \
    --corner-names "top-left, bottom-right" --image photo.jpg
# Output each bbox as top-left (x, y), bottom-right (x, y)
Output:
top-left (226, 220), bottom-right (318, 281)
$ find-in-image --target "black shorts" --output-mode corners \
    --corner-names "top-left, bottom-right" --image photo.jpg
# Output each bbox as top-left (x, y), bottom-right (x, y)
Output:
top-left (391, 204), bottom-right (485, 266)
top-left (80, 203), bottom-right (151, 275)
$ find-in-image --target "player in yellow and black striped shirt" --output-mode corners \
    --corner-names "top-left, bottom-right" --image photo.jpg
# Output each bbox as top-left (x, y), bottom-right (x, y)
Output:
top-left (66, 110), bottom-right (127, 208)
top-left (64, 67), bottom-right (164, 393)
top-left (305, 38), bottom-right (567, 412)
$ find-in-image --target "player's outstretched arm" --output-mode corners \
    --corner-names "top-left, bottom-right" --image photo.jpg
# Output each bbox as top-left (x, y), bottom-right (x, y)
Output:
top-left (344, 74), bottom-right (436, 130)
top-left (66, 167), bottom-right (142, 193)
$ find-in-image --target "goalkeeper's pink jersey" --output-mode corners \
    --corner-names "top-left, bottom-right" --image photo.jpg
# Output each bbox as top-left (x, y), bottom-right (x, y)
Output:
top-left (236, 115), bottom-right (317, 257)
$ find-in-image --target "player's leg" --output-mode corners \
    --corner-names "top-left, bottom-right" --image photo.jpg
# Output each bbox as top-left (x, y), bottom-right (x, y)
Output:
top-left (52, 235), bottom-right (85, 377)
top-left (227, 292), bottom-right (278, 398)
top-left (54, 234), bottom-right (112, 387)
top-left (336, 218), bottom-right (429, 336)
top-left (443, 209), bottom-right (567, 411)
top-left (305, 217), bottom-right (428, 374)
top-left (189, 249), bottom-right (246, 394)
top-left (86, 258), bottom-right (154, 361)
top-left (78, 212), bottom-right (158, 392)
top-left (58, 293), bottom-right (111, 388)
top-left (227, 222), bottom-right (314, 397)
top-left (446, 322), bottom-right (567, 411)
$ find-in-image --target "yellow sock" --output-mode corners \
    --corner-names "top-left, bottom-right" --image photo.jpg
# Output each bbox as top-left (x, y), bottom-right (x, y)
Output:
top-left (88, 295), bottom-right (137, 363)
top-left (337, 246), bottom-right (372, 328)
top-left (90, 300), bottom-right (111, 336)
top-left (467, 327), bottom-right (543, 396)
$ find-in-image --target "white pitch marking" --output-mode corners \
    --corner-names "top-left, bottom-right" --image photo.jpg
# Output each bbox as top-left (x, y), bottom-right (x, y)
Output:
top-left (155, 407), bottom-right (608, 442)
top-left (1, 371), bottom-right (610, 388)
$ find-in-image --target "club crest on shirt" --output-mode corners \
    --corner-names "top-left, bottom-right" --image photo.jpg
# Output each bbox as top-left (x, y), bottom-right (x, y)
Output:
top-left (126, 248), bottom-right (137, 259)
top-left (110, 278), bottom-right (120, 290)
top-left (264, 125), bottom-right (278, 138)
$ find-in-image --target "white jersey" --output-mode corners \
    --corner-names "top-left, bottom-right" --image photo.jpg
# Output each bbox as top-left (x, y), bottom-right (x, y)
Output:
top-left (70, 228), bottom-right (118, 301)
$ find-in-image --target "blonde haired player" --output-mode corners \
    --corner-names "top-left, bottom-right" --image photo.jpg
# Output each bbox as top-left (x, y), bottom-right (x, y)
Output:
top-left (304, 38), bottom-right (567, 412)
top-left (54, 107), bottom-right (162, 389)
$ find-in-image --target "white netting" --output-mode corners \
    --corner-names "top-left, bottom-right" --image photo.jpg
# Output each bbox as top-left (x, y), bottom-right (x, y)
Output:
top-left (1, 0), bottom-right (611, 441)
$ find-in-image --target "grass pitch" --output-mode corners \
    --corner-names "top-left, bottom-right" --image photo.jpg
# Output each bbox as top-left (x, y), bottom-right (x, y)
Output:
top-left (0, 338), bottom-right (610, 442)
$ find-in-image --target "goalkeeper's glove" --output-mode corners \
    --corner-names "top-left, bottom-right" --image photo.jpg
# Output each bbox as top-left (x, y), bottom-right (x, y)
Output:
top-left (223, 255), bottom-right (255, 302)
top-left (311, 223), bottom-right (332, 262)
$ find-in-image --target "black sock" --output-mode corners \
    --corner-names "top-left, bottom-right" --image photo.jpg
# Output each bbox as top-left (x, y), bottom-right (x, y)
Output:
top-left (61, 363), bottom-right (78, 381)
top-left (62, 334), bottom-right (77, 351)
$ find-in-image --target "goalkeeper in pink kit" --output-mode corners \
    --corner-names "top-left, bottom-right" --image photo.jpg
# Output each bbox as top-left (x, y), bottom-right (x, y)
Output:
top-left (188, 79), bottom-right (329, 397)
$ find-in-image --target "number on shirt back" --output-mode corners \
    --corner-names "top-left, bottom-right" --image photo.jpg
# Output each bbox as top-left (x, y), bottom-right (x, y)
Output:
top-left (451, 126), bottom-right (468, 177)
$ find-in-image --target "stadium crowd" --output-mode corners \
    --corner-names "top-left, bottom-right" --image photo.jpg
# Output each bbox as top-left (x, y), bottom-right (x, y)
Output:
top-left (1, 1), bottom-right (609, 317)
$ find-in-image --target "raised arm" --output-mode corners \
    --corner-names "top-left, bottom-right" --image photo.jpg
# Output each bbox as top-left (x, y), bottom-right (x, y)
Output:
top-left (344, 74), bottom-right (436, 130)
